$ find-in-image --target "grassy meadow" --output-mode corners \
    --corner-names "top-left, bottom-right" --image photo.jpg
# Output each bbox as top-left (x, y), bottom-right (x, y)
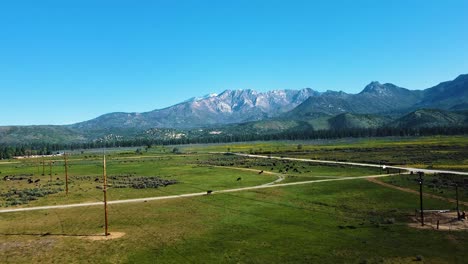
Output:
top-left (0, 136), bottom-right (467, 263)
top-left (179, 136), bottom-right (468, 171)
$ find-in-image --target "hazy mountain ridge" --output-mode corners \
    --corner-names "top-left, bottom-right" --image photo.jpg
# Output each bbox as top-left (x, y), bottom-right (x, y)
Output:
top-left (0, 126), bottom-right (87, 144)
top-left (134, 109), bottom-right (468, 142)
top-left (1, 74), bottom-right (467, 144)
top-left (415, 74), bottom-right (468, 109)
top-left (71, 74), bottom-right (468, 131)
top-left (70, 88), bottom-right (319, 130)
top-left (289, 81), bottom-right (424, 116)
top-left (390, 109), bottom-right (468, 129)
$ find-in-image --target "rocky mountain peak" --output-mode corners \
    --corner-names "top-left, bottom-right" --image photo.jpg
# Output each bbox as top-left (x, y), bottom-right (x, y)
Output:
top-left (68, 73), bottom-right (467, 131)
top-left (454, 73), bottom-right (468, 81)
top-left (360, 81), bottom-right (403, 96)
top-left (361, 81), bottom-right (384, 93)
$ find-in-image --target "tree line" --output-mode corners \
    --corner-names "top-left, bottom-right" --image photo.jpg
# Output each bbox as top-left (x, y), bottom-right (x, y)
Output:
top-left (1, 126), bottom-right (467, 159)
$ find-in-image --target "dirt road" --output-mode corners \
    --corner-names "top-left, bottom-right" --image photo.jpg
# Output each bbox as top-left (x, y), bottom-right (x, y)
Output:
top-left (231, 153), bottom-right (468, 176)
top-left (2, 152), bottom-right (467, 214)
top-left (0, 173), bottom-right (397, 214)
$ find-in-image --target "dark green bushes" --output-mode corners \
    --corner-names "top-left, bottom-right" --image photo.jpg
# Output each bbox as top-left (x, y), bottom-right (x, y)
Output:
top-left (1, 187), bottom-right (63, 207)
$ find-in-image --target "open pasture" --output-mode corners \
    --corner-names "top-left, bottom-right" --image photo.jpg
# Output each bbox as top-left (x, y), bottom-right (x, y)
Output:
top-left (178, 136), bottom-right (468, 171)
top-left (1, 136), bottom-right (467, 263)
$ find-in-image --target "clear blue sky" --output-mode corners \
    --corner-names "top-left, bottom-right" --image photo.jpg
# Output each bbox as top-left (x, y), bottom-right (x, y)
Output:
top-left (1, 0), bottom-right (467, 125)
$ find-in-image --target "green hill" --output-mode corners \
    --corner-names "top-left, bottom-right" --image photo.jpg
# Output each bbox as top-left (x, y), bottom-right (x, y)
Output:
top-left (328, 113), bottom-right (392, 130)
top-left (0, 126), bottom-right (87, 144)
top-left (391, 109), bottom-right (468, 129)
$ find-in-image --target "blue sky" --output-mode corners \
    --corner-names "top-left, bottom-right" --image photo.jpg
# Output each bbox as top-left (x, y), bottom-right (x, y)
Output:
top-left (1, 0), bottom-right (467, 125)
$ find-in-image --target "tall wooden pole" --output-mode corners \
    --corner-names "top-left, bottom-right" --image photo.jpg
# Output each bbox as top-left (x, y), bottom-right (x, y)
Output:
top-left (456, 184), bottom-right (460, 220)
top-left (64, 154), bottom-right (69, 195)
top-left (42, 158), bottom-right (45, 176)
top-left (103, 155), bottom-right (109, 236)
top-left (418, 172), bottom-right (424, 226)
top-left (49, 161), bottom-right (52, 182)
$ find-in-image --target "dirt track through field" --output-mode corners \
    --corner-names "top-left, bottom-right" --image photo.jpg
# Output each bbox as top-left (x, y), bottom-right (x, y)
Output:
top-left (208, 165), bottom-right (285, 185)
top-left (2, 152), bottom-right (467, 214)
top-left (0, 173), bottom-right (397, 214)
top-left (230, 153), bottom-right (468, 176)
top-left (367, 178), bottom-right (468, 206)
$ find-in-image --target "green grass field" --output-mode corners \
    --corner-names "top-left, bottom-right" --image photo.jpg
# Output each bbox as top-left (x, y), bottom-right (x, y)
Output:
top-left (1, 136), bottom-right (467, 263)
top-left (0, 152), bottom-right (386, 208)
top-left (179, 136), bottom-right (468, 171)
top-left (382, 173), bottom-right (468, 204)
top-left (1, 180), bottom-right (466, 263)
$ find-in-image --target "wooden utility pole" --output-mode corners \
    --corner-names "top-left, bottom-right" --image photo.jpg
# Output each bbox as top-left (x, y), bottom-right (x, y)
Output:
top-left (103, 155), bottom-right (109, 236)
top-left (456, 184), bottom-right (460, 220)
top-left (42, 158), bottom-right (45, 176)
top-left (418, 172), bottom-right (424, 226)
top-left (64, 154), bottom-right (69, 195)
top-left (49, 161), bottom-right (52, 182)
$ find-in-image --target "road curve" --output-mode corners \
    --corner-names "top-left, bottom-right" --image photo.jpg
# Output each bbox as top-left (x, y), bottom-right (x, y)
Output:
top-left (208, 165), bottom-right (285, 185)
top-left (0, 173), bottom-right (396, 214)
top-left (2, 152), bottom-right (466, 214)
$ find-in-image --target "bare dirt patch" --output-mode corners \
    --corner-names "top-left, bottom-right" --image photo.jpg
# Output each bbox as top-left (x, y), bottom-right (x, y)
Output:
top-left (367, 178), bottom-right (468, 231)
top-left (409, 211), bottom-right (468, 231)
top-left (80, 232), bottom-right (126, 241)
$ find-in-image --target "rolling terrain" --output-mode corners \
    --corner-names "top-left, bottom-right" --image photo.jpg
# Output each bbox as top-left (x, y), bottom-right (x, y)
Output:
top-left (70, 89), bottom-right (319, 130)
top-left (0, 137), bottom-right (467, 263)
top-left (0, 74), bottom-right (467, 144)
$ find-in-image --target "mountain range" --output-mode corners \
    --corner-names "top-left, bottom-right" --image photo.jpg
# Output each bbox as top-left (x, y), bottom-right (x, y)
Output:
top-left (70, 89), bottom-right (319, 130)
top-left (1, 74), bottom-right (467, 144)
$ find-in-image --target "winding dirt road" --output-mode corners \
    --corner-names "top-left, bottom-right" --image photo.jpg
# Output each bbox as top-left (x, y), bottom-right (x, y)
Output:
top-left (1, 152), bottom-right (466, 214)
top-left (0, 173), bottom-right (397, 214)
top-left (231, 153), bottom-right (468, 176)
